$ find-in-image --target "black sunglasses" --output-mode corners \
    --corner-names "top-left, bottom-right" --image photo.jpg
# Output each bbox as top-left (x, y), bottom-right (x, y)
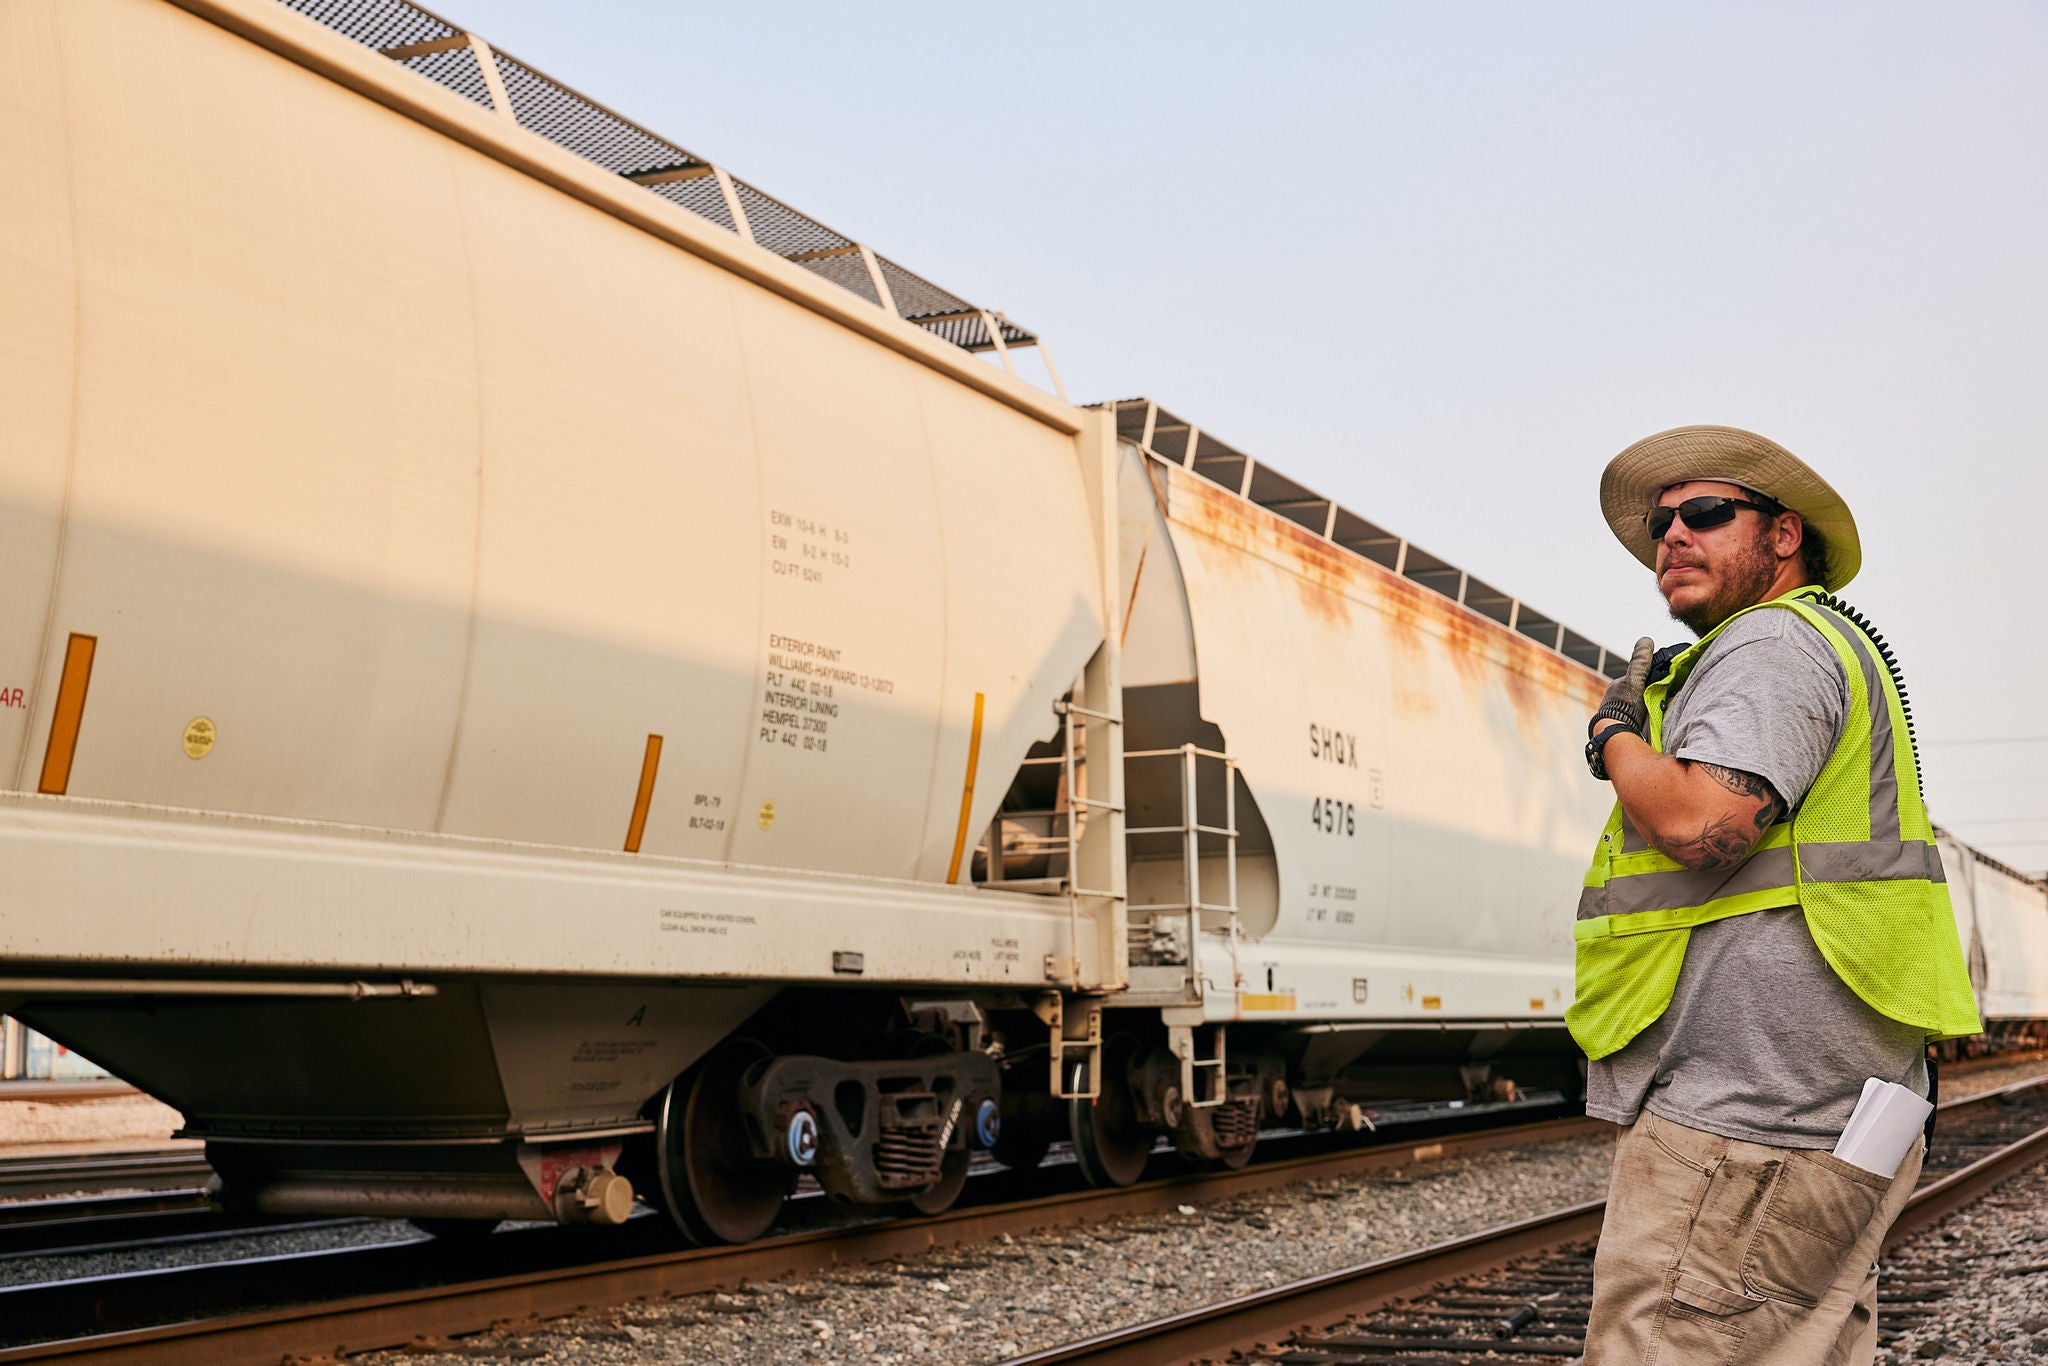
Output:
top-left (1645, 495), bottom-right (1782, 542)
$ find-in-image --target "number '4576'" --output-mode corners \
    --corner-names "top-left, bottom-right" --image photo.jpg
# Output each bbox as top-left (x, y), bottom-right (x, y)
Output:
top-left (1311, 797), bottom-right (1355, 836)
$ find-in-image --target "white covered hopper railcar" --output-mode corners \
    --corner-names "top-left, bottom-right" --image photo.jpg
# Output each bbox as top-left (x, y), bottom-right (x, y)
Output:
top-left (1, 0), bottom-right (1127, 1239)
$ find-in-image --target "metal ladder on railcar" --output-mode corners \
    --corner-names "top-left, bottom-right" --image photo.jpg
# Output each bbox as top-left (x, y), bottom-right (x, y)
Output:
top-left (972, 670), bottom-right (1125, 1101)
top-left (1124, 743), bottom-right (1242, 1110)
top-left (974, 698), bottom-right (1120, 898)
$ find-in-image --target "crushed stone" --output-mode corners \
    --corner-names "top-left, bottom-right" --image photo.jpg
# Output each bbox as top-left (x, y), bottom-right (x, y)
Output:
top-left (352, 1130), bottom-right (1616, 1365)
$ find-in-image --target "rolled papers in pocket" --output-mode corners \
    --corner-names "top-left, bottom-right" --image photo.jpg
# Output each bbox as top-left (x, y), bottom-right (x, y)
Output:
top-left (1832, 1076), bottom-right (1932, 1176)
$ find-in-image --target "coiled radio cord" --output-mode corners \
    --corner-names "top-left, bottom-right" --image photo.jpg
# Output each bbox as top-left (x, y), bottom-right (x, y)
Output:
top-left (1806, 589), bottom-right (1919, 758)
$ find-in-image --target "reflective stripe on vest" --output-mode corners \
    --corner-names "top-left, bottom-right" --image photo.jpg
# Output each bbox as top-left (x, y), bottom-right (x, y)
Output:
top-left (1567, 586), bottom-right (1980, 1060)
top-left (1575, 837), bottom-right (1945, 925)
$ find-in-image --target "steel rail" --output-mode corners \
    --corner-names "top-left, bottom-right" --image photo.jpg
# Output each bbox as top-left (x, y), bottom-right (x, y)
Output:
top-left (0, 1151), bottom-right (211, 1204)
top-left (0, 1190), bottom-right (214, 1240)
top-left (1002, 1201), bottom-right (1608, 1366)
top-left (998, 1076), bottom-right (2048, 1366)
top-left (0, 1210), bottom-right (362, 1265)
top-left (0, 1113), bottom-right (1601, 1365)
top-left (1884, 1096), bottom-right (2048, 1250)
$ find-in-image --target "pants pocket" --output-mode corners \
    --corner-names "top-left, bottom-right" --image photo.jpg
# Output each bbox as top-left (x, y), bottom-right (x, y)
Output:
top-left (1740, 1149), bottom-right (1890, 1306)
top-left (1654, 1272), bottom-right (1767, 1359)
top-left (1641, 1109), bottom-right (1723, 1173)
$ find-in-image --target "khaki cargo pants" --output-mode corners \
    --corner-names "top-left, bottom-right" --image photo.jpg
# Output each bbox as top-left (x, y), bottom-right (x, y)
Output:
top-left (1584, 1109), bottom-right (1922, 1365)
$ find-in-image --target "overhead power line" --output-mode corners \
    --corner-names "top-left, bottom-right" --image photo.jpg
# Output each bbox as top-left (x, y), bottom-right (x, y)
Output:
top-left (1922, 736), bottom-right (2048, 746)
top-left (1928, 776), bottom-right (2048, 788)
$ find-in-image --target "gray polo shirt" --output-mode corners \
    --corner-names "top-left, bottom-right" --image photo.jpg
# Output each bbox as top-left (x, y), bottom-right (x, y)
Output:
top-left (1582, 607), bottom-right (1929, 1147)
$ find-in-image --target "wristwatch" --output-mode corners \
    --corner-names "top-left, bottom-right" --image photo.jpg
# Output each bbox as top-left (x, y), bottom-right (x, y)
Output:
top-left (1585, 722), bottom-right (1635, 782)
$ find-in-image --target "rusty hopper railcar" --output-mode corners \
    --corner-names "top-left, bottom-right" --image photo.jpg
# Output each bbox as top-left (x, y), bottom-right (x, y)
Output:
top-left (988, 406), bottom-right (1622, 1183)
top-left (3, 0), bottom-right (1650, 1237)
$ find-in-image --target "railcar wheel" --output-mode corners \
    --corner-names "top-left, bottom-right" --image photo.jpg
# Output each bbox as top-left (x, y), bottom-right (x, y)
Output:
top-left (1215, 1135), bottom-right (1256, 1169)
top-left (906, 1144), bottom-right (971, 1216)
top-left (1067, 1035), bottom-right (1154, 1188)
top-left (655, 1041), bottom-right (792, 1246)
top-left (1213, 1097), bottom-right (1261, 1169)
top-left (901, 1031), bottom-right (972, 1214)
top-left (990, 1091), bottom-right (1055, 1172)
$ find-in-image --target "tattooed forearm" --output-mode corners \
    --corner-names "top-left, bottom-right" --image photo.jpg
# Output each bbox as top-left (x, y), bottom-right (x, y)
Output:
top-left (1691, 763), bottom-right (1786, 832)
top-left (1695, 762), bottom-right (1770, 799)
top-left (1650, 762), bottom-right (1785, 868)
top-left (1666, 812), bottom-right (1760, 870)
top-left (1611, 749), bottom-right (1790, 871)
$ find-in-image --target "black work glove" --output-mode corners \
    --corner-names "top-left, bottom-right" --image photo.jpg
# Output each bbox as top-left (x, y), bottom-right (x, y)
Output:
top-left (1591, 637), bottom-right (1656, 739)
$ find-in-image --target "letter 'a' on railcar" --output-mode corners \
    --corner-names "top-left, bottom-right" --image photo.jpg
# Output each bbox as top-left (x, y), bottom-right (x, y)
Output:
top-left (0, 0), bottom-right (1123, 1240)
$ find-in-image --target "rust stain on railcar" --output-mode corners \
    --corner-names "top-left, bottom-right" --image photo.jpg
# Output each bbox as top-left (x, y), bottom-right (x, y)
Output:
top-left (1375, 582), bottom-right (1440, 717)
top-left (1171, 470), bottom-right (1355, 627)
top-left (1162, 465), bottom-right (1604, 741)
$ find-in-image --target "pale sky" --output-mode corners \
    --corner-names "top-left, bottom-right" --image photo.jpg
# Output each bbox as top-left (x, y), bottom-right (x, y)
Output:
top-left (472, 1), bottom-right (2048, 872)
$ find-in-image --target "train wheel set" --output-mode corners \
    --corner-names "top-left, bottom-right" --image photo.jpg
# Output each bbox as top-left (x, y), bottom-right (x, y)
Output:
top-left (585, 1019), bottom-right (1283, 1245)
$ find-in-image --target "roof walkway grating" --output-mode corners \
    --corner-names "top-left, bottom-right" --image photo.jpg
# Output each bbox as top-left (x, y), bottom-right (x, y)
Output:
top-left (1103, 399), bottom-right (1626, 680)
top-left (277, 0), bottom-right (1039, 358)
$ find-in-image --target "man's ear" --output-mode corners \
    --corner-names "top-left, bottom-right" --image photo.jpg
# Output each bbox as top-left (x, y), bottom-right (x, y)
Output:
top-left (1776, 512), bottom-right (1805, 560)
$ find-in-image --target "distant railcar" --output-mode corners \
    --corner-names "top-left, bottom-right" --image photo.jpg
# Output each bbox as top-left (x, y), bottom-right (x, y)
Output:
top-left (1938, 834), bottom-right (2048, 1052)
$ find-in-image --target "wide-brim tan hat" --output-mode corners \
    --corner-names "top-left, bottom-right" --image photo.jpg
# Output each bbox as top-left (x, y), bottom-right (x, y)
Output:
top-left (1600, 425), bottom-right (1861, 591)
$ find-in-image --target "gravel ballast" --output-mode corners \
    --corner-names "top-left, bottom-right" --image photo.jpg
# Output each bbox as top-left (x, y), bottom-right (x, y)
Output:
top-left (0, 1219), bottom-right (421, 1287)
top-left (354, 1130), bottom-right (1616, 1365)
top-left (1876, 1157), bottom-right (2048, 1365)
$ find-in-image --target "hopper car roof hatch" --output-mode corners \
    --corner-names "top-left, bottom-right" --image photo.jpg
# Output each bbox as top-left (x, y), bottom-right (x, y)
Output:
top-left (278, 0), bottom-right (1044, 365)
top-left (1103, 398), bottom-right (1627, 679)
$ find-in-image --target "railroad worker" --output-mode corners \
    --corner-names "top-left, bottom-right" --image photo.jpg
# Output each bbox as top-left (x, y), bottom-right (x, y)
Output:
top-left (1569, 425), bottom-right (1979, 1364)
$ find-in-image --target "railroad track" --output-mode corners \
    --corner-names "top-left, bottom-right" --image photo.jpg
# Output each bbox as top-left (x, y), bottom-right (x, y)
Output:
top-left (0, 1148), bottom-right (232, 1259)
top-left (0, 1089), bottom-right (1561, 1260)
top-left (0, 1102), bottom-right (1596, 1364)
top-left (0, 1050), bottom-right (2026, 1250)
top-left (1003, 1076), bottom-right (2048, 1365)
top-left (0, 1149), bottom-right (210, 1204)
top-left (0, 1059), bottom-right (2038, 1363)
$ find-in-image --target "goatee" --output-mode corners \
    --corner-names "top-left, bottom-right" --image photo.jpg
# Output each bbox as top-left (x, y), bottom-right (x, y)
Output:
top-left (1667, 531), bottom-right (1779, 636)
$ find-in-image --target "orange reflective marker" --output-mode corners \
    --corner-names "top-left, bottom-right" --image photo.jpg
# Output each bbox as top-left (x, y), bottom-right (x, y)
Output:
top-left (945, 693), bottom-right (987, 884)
top-left (37, 634), bottom-right (98, 796)
top-left (624, 733), bottom-right (663, 853)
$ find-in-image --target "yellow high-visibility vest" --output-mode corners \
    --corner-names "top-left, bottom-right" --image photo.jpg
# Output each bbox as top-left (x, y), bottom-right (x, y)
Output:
top-left (1568, 586), bottom-right (1980, 1061)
